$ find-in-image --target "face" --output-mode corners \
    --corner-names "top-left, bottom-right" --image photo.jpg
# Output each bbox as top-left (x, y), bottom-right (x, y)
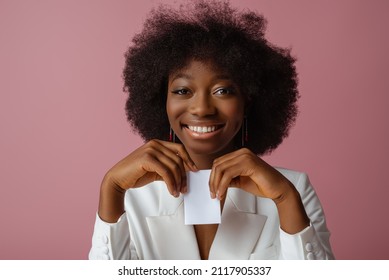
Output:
top-left (166, 60), bottom-right (245, 158)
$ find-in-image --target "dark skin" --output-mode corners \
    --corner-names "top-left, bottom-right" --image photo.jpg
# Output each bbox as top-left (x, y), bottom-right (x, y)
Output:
top-left (98, 60), bottom-right (309, 260)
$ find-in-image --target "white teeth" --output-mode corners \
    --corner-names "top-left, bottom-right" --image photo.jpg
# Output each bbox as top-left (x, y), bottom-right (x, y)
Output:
top-left (188, 126), bottom-right (217, 133)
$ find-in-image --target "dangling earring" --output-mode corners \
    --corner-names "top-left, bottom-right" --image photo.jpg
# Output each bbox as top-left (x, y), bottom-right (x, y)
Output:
top-left (241, 116), bottom-right (248, 147)
top-left (245, 116), bottom-right (248, 143)
top-left (169, 127), bottom-right (176, 143)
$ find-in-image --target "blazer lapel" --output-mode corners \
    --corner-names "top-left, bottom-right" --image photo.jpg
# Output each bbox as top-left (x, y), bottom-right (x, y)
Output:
top-left (209, 188), bottom-right (267, 259)
top-left (145, 186), bottom-right (266, 260)
top-left (145, 189), bottom-right (201, 259)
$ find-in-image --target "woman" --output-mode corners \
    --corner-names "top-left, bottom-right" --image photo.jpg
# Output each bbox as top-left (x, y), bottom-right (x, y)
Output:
top-left (89, 0), bottom-right (334, 260)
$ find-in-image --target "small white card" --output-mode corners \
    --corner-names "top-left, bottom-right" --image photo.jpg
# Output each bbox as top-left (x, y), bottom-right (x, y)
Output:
top-left (184, 170), bottom-right (221, 225)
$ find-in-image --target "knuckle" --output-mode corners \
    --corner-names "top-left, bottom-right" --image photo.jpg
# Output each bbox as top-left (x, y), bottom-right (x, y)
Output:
top-left (147, 139), bottom-right (159, 147)
top-left (223, 169), bottom-right (233, 177)
top-left (160, 168), bottom-right (170, 176)
top-left (177, 146), bottom-right (187, 156)
top-left (213, 164), bottom-right (224, 174)
top-left (238, 151), bottom-right (251, 160)
top-left (172, 164), bottom-right (181, 174)
top-left (177, 145), bottom-right (185, 152)
top-left (143, 152), bottom-right (154, 160)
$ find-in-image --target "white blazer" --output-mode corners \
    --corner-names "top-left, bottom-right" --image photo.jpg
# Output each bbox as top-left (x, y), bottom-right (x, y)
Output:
top-left (89, 168), bottom-right (334, 260)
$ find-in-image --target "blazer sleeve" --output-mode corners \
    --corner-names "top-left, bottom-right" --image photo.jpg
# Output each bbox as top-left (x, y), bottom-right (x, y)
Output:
top-left (88, 213), bottom-right (137, 260)
top-left (278, 172), bottom-right (335, 260)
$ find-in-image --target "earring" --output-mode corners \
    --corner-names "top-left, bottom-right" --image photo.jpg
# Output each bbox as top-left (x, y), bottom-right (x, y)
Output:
top-left (241, 116), bottom-right (248, 147)
top-left (169, 127), bottom-right (176, 143)
top-left (245, 116), bottom-right (248, 143)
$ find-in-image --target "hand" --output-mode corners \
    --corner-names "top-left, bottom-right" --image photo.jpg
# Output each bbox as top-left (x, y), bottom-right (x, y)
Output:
top-left (104, 139), bottom-right (198, 196)
top-left (209, 148), bottom-right (292, 201)
top-left (98, 139), bottom-right (197, 222)
top-left (209, 148), bottom-right (310, 233)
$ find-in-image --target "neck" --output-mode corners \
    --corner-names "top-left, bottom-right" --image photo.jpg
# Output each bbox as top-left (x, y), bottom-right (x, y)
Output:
top-left (189, 154), bottom-right (214, 170)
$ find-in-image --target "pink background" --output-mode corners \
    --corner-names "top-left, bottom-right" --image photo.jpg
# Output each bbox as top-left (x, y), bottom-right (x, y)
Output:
top-left (1, 0), bottom-right (388, 259)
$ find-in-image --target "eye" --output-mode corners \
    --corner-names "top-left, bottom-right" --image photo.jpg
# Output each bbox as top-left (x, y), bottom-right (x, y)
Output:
top-left (171, 88), bottom-right (190, 95)
top-left (214, 87), bottom-right (234, 95)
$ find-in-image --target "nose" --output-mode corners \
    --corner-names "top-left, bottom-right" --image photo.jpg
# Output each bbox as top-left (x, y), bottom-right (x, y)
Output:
top-left (188, 92), bottom-right (216, 117)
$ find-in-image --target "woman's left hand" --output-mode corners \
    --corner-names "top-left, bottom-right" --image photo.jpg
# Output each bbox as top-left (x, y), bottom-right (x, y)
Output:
top-left (209, 148), bottom-right (293, 201)
top-left (210, 147), bottom-right (310, 234)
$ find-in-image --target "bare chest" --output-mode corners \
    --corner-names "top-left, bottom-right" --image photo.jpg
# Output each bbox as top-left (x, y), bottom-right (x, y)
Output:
top-left (194, 224), bottom-right (219, 260)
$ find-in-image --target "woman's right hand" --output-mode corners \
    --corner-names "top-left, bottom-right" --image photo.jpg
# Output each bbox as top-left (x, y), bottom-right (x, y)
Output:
top-left (98, 139), bottom-right (197, 222)
top-left (106, 139), bottom-right (197, 195)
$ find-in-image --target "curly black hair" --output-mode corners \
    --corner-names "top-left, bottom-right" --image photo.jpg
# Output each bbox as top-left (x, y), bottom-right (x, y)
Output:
top-left (123, 0), bottom-right (299, 155)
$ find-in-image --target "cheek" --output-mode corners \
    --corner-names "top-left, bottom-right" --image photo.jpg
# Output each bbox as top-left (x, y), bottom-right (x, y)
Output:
top-left (166, 97), bottom-right (185, 125)
top-left (224, 101), bottom-right (245, 126)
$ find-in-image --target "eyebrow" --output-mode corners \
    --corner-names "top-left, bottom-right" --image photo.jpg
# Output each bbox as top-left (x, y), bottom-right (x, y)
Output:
top-left (170, 73), bottom-right (193, 81)
top-left (170, 73), bottom-right (232, 82)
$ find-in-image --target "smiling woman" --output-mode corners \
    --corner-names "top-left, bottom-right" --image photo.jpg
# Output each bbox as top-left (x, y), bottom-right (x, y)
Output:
top-left (167, 60), bottom-right (245, 163)
top-left (89, 0), bottom-right (334, 260)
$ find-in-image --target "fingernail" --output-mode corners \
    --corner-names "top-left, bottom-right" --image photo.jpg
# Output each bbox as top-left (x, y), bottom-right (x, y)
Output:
top-left (210, 192), bottom-right (216, 199)
top-left (182, 187), bottom-right (187, 193)
top-left (216, 191), bottom-right (221, 200)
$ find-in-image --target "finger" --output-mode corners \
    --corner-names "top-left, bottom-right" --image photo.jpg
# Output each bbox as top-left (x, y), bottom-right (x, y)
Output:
top-left (142, 156), bottom-right (179, 197)
top-left (210, 149), bottom-right (247, 196)
top-left (156, 140), bottom-right (198, 172)
top-left (162, 151), bottom-right (188, 193)
top-left (150, 149), bottom-right (186, 195)
top-left (212, 147), bottom-right (252, 166)
top-left (217, 166), bottom-right (242, 199)
top-left (209, 165), bottom-right (217, 199)
top-left (149, 141), bottom-right (188, 193)
top-left (175, 145), bottom-right (198, 172)
top-left (211, 153), bottom-right (252, 199)
top-left (210, 161), bottom-right (228, 200)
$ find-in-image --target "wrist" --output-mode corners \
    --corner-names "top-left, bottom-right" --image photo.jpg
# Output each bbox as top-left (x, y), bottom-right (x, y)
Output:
top-left (98, 173), bottom-right (126, 223)
top-left (273, 181), bottom-right (310, 234)
top-left (102, 170), bottom-right (126, 193)
top-left (271, 180), bottom-right (297, 205)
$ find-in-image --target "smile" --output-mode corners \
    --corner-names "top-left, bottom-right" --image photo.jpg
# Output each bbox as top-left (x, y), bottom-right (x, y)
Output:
top-left (187, 125), bottom-right (217, 133)
top-left (182, 124), bottom-right (224, 139)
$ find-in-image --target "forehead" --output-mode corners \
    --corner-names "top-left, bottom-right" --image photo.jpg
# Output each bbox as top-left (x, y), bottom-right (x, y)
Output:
top-left (168, 59), bottom-right (231, 81)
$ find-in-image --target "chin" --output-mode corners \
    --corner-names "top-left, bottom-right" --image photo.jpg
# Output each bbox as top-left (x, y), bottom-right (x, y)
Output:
top-left (184, 141), bottom-right (233, 157)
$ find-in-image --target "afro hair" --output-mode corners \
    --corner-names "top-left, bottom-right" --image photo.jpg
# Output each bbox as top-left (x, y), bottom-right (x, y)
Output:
top-left (123, 0), bottom-right (299, 155)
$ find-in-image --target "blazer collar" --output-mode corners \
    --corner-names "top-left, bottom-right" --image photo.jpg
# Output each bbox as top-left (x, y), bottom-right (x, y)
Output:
top-left (145, 187), bottom-right (267, 259)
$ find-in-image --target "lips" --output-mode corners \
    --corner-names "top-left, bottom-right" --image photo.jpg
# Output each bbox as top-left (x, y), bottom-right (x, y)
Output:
top-left (182, 123), bottom-right (224, 139)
